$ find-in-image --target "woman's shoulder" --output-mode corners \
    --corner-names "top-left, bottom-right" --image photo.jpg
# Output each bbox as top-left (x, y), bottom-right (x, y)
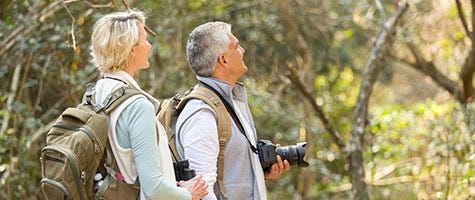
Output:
top-left (125, 96), bottom-right (154, 114)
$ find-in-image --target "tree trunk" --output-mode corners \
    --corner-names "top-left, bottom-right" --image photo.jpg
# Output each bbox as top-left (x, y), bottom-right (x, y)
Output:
top-left (348, 1), bottom-right (408, 199)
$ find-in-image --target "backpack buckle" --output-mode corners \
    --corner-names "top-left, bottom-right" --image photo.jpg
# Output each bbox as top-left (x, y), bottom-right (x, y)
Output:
top-left (84, 83), bottom-right (96, 105)
top-left (97, 87), bottom-right (127, 112)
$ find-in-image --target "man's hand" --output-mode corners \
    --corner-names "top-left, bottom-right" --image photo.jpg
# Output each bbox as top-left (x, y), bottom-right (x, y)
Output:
top-left (264, 155), bottom-right (290, 180)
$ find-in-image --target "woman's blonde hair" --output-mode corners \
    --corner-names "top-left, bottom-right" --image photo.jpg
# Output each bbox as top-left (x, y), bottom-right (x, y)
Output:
top-left (90, 10), bottom-right (146, 73)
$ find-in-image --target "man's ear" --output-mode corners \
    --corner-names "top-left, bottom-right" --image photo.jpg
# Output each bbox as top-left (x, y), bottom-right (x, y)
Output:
top-left (217, 54), bottom-right (227, 66)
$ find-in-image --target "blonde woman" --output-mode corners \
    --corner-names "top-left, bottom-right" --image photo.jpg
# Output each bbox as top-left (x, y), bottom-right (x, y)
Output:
top-left (90, 10), bottom-right (207, 199)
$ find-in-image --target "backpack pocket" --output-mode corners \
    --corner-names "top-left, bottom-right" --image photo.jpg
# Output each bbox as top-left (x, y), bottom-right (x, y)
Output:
top-left (41, 146), bottom-right (85, 200)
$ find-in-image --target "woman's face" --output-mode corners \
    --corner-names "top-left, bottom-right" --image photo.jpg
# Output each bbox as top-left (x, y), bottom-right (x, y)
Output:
top-left (130, 23), bottom-right (151, 71)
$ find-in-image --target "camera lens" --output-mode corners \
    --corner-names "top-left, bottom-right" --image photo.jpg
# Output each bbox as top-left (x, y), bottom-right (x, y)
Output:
top-left (275, 142), bottom-right (309, 167)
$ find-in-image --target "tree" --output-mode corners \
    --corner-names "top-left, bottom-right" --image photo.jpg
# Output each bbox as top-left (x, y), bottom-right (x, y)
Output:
top-left (1, 0), bottom-right (473, 199)
top-left (282, 1), bottom-right (409, 199)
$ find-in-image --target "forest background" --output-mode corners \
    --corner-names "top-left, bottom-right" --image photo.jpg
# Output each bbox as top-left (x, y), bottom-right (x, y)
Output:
top-left (0, 0), bottom-right (474, 199)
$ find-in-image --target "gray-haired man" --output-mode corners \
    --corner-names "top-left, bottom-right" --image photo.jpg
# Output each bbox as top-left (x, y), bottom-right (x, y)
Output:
top-left (175, 21), bottom-right (290, 200)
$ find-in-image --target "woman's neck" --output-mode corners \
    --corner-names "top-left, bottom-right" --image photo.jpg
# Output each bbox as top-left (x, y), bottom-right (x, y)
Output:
top-left (122, 65), bottom-right (137, 77)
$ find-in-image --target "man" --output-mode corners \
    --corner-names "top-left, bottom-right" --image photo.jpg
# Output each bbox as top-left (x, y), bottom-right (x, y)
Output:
top-left (175, 21), bottom-right (290, 200)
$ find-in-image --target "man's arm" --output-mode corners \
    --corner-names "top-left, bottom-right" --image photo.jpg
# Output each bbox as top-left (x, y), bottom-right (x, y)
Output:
top-left (176, 100), bottom-right (219, 200)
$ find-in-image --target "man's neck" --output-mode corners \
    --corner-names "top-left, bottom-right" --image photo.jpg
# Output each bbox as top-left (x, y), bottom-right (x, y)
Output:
top-left (212, 73), bottom-right (237, 89)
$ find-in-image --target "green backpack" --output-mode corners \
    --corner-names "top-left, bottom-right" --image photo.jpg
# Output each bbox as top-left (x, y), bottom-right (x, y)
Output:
top-left (40, 84), bottom-right (140, 200)
top-left (157, 84), bottom-right (231, 198)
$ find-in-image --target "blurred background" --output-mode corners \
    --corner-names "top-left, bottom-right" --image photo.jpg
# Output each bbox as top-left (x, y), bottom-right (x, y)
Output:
top-left (0, 0), bottom-right (474, 199)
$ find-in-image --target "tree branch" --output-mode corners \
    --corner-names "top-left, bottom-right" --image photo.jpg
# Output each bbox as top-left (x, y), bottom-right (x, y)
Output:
top-left (39, 71), bottom-right (99, 122)
top-left (0, 63), bottom-right (22, 133)
top-left (348, 1), bottom-right (408, 199)
top-left (34, 55), bottom-right (51, 115)
top-left (459, 0), bottom-right (475, 103)
top-left (0, 0), bottom-right (14, 20)
top-left (404, 42), bottom-right (466, 102)
top-left (0, 0), bottom-right (63, 55)
top-left (285, 66), bottom-right (346, 151)
top-left (278, 0), bottom-right (344, 151)
top-left (278, 0), bottom-right (312, 67)
top-left (84, 0), bottom-right (114, 8)
top-left (63, 2), bottom-right (77, 50)
top-left (121, 0), bottom-right (157, 37)
top-left (461, 50), bottom-right (475, 103)
top-left (455, 0), bottom-right (471, 39)
top-left (374, 0), bottom-right (387, 21)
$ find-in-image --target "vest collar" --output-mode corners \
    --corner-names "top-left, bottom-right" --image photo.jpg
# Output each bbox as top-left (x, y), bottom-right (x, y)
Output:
top-left (196, 76), bottom-right (247, 103)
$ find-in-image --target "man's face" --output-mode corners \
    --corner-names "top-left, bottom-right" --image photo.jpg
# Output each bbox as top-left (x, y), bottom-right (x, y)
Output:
top-left (224, 31), bottom-right (247, 78)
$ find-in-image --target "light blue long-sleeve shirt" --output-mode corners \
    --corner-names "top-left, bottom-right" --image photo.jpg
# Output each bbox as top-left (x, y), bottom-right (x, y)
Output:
top-left (115, 96), bottom-right (190, 199)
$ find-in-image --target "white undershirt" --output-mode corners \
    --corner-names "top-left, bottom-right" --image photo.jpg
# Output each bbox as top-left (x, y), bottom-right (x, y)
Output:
top-left (177, 99), bottom-right (267, 200)
top-left (177, 100), bottom-right (219, 200)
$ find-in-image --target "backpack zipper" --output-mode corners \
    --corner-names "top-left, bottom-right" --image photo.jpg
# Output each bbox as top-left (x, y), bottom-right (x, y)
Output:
top-left (44, 154), bottom-right (65, 164)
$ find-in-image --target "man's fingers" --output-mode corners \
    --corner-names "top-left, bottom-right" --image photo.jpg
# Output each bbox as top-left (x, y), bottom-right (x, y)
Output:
top-left (276, 155), bottom-right (284, 169)
top-left (272, 163), bottom-right (282, 176)
top-left (283, 159), bottom-right (291, 171)
top-left (272, 164), bottom-right (279, 173)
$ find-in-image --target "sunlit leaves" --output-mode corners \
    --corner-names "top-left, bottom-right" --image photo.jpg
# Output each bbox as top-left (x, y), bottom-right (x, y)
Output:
top-left (367, 100), bottom-right (474, 198)
top-left (0, 0), bottom-right (474, 199)
top-left (334, 29), bottom-right (354, 46)
top-left (187, 0), bottom-right (206, 11)
top-left (447, 4), bottom-right (459, 20)
top-left (439, 37), bottom-right (455, 58)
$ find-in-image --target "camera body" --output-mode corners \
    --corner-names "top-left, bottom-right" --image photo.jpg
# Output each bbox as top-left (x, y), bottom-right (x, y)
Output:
top-left (257, 140), bottom-right (309, 169)
top-left (173, 160), bottom-right (196, 181)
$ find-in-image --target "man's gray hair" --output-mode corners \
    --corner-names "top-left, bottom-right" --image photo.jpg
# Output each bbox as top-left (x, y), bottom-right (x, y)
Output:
top-left (186, 21), bottom-right (231, 77)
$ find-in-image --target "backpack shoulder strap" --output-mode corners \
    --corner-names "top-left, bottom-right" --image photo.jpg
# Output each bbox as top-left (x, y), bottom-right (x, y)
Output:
top-left (177, 85), bottom-right (231, 198)
top-left (93, 86), bottom-right (142, 199)
top-left (83, 83), bottom-right (142, 114)
top-left (100, 87), bottom-right (142, 114)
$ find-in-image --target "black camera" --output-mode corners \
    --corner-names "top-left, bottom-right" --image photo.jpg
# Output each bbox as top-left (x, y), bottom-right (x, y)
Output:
top-left (257, 140), bottom-right (309, 169)
top-left (173, 160), bottom-right (196, 181)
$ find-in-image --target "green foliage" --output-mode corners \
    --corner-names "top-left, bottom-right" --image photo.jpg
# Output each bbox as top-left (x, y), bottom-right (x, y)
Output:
top-left (1, 0), bottom-right (474, 199)
top-left (366, 100), bottom-right (474, 199)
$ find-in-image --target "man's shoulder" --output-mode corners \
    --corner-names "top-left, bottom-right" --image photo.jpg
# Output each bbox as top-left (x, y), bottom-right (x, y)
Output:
top-left (181, 98), bottom-right (217, 116)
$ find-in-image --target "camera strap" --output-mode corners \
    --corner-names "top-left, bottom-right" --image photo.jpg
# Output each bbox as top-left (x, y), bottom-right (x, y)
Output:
top-left (199, 81), bottom-right (259, 154)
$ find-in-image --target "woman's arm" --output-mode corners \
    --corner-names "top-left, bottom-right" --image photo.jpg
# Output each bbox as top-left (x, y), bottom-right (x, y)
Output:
top-left (116, 97), bottom-right (191, 199)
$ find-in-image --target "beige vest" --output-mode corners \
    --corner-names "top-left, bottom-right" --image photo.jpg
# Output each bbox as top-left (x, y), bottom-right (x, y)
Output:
top-left (95, 73), bottom-right (176, 199)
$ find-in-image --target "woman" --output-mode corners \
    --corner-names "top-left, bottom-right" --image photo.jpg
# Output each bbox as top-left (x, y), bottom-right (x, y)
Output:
top-left (90, 10), bottom-right (207, 199)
